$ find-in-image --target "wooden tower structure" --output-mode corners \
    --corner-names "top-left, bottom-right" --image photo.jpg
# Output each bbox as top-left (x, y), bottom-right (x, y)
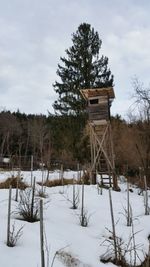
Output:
top-left (81, 87), bottom-right (118, 190)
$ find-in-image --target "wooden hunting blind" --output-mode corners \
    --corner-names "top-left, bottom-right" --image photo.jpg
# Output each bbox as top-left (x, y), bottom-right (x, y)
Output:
top-left (81, 87), bottom-right (118, 189)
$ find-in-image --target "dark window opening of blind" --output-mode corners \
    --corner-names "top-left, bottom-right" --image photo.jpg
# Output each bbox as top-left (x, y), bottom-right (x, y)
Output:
top-left (89, 99), bottom-right (98, 105)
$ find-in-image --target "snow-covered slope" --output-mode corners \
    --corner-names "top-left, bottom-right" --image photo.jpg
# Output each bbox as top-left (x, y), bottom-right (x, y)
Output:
top-left (0, 171), bottom-right (149, 267)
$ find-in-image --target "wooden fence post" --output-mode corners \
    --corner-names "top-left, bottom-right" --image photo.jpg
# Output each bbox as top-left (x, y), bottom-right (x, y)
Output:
top-left (108, 188), bottom-right (118, 262)
top-left (77, 163), bottom-right (80, 181)
top-left (31, 177), bottom-right (36, 220)
top-left (60, 164), bottom-right (64, 193)
top-left (127, 181), bottom-right (131, 226)
top-left (144, 175), bottom-right (149, 215)
top-left (40, 199), bottom-right (45, 267)
top-left (72, 175), bottom-right (76, 209)
top-left (81, 179), bottom-right (85, 226)
top-left (7, 185), bottom-right (12, 246)
top-left (31, 155), bottom-right (33, 187)
top-left (15, 169), bottom-right (20, 202)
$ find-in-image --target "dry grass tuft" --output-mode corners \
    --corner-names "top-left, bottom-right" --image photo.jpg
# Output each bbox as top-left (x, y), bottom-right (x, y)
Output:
top-left (38, 178), bottom-right (74, 187)
top-left (0, 176), bottom-right (28, 190)
top-left (38, 173), bottom-right (91, 188)
top-left (128, 176), bottom-right (148, 189)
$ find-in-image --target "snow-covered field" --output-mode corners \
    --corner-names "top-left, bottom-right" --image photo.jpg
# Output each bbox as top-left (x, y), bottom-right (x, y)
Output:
top-left (0, 170), bottom-right (149, 267)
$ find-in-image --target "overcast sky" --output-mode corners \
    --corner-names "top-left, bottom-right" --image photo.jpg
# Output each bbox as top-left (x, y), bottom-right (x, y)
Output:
top-left (0, 0), bottom-right (150, 118)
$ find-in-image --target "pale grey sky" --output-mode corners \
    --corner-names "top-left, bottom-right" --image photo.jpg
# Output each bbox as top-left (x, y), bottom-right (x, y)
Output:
top-left (0, 0), bottom-right (150, 117)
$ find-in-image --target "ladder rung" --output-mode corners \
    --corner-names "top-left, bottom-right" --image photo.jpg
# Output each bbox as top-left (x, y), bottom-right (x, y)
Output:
top-left (102, 182), bottom-right (112, 185)
top-left (102, 178), bottom-right (112, 180)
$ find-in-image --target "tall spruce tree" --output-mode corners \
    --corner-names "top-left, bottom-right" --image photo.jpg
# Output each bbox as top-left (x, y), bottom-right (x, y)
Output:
top-left (53, 23), bottom-right (114, 115)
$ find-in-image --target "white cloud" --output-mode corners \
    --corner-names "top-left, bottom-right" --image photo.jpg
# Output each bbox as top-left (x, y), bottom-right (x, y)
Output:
top-left (0, 0), bottom-right (150, 116)
top-left (101, 24), bottom-right (150, 116)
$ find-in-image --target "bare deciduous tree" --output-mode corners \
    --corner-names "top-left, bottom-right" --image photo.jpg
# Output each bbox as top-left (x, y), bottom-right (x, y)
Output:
top-left (129, 78), bottom-right (150, 183)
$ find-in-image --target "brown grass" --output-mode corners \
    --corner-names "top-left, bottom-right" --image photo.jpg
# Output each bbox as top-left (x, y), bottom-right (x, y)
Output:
top-left (101, 255), bottom-right (150, 267)
top-left (38, 178), bottom-right (74, 187)
top-left (0, 176), bottom-right (28, 189)
top-left (127, 176), bottom-right (146, 189)
top-left (38, 174), bottom-right (91, 188)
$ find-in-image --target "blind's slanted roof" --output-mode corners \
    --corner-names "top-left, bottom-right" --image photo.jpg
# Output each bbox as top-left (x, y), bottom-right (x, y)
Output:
top-left (80, 87), bottom-right (115, 100)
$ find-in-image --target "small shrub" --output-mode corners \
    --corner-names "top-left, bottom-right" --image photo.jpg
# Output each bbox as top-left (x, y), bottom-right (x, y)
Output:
top-left (36, 188), bottom-right (48, 198)
top-left (7, 223), bottom-right (23, 247)
top-left (100, 226), bottom-right (145, 267)
top-left (79, 209), bottom-right (90, 227)
top-left (17, 189), bottom-right (40, 222)
top-left (100, 234), bottom-right (126, 266)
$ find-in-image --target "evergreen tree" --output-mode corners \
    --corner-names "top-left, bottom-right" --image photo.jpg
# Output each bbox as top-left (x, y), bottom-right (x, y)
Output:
top-left (53, 23), bottom-right (114, 115)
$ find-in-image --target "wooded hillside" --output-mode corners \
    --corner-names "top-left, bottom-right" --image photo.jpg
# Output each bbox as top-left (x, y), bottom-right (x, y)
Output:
top-left (0, 110), bottom-right (149, 183)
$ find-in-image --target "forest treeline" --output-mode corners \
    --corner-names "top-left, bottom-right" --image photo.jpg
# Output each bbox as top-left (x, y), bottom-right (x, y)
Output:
top-left (0, 109), bottom-right (149, 181)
